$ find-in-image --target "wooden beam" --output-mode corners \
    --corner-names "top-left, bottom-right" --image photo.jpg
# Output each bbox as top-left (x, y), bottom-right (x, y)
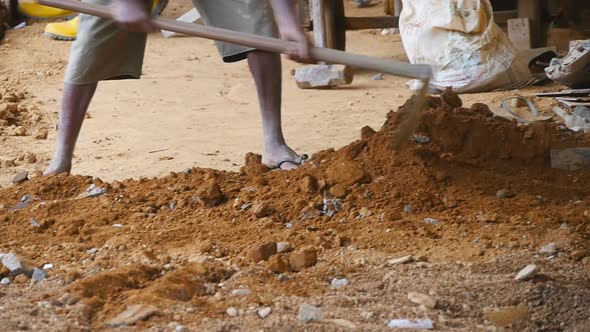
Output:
top-left (344, 16), bottom-right (399, 30)
top-left (312, 0), bottom-right (326, 48)
top-left (517, 0), bottom-right (542, 47)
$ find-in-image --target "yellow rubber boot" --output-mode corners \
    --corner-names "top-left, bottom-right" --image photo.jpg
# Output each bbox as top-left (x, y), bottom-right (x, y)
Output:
top-left (44, 0), bottom-right (168, 41)
top-left (44, 16), bottom-right (79, 41)
top-left (18, 3), bottom-right (75, 19)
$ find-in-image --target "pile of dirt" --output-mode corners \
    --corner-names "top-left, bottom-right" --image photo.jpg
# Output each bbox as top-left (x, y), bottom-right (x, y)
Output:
top-left (1, 92), bottom-right (589, 330)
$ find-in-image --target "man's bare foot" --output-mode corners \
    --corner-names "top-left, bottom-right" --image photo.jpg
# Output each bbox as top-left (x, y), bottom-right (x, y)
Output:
top-left (262, 144), bottom-right (307, 170)
top-left (43, 159), bottom-right (71, 175)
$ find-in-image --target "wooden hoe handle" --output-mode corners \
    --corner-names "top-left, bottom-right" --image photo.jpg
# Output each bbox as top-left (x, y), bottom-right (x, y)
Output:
top-left (37, 0), bottom-right (432, 80)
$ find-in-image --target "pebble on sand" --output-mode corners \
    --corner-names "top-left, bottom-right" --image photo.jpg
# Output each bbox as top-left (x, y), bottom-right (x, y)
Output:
top-left (515, 264), bottom-right (538, 281)
top-left (257, 307), bottom-right (272, 319)
top-left (298, 304), bottom-right (322, 322)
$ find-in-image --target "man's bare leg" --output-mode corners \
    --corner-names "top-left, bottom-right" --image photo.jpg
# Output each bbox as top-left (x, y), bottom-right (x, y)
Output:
top-left (44, 82), bottom-right (97, 175)
top-left (247, 50), bottom-right (303, 170)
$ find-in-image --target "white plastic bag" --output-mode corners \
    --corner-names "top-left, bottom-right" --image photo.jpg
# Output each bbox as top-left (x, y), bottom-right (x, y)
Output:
top-left (399, 0), bottom-right (541, 93)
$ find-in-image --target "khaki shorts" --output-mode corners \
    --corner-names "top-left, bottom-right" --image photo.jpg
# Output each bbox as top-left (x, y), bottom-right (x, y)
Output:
top-left (64, 0), bottom-right (278, 84)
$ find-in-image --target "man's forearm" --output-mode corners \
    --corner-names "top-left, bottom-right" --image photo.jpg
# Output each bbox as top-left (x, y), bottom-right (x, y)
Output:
top-left (269, 0), bottom-right (302, 33)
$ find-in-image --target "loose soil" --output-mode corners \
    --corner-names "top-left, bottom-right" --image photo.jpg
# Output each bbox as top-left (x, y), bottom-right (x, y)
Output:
top-left (1, 1), bottom-right (589, 331)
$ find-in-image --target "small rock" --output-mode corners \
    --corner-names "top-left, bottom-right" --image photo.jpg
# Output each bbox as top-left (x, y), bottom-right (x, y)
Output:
top-left (257, 307), bottom-right (272, 319)
top-left (268, 255), bottom-right (290, 274)
top-left (496, 189), bottom-right (515, 199)
top-left (539, 243), bottom-right (557, 255)
top-left (515, 264), bottom-right (538, 281)
top-left (289, 246), bottom-right (318, 272)
top-left (1, 253), bottom-right (27, 275)
top-left (422, 218), bottom-right (439, 225)
top-left (413, 134), bottom-right (431, 144)
top-left (278, 274), bottom-right (289, 282)
top-left (175, 325), bottom-right (187, 332)
top-left (231, 288), bottom-right (252, 297)
top-left (387, 319), bottom-right (434, 329)
top-left (387, 255), bottom-right (414, 265)
top-left (247, 242), bottom-right (277, 263)
top-left (0, 277), bottom-right (10, 285)
top-left (404, 205), bottom-right (413, 214)
top-left (408, 292), bottom-right (436, 309)
top-left (226, 307), bottom-right (239, 317)
top-left (105, 305), bottom-right (159, 327)
top-left (276, 242), bottom-right (292, 253)
top-left (298, 304), bottom-right (322, 322)
top-left (42, 263), bottom-right (53, 270)
top-left (251, 202), bottom-right (274, 218)
top-left (12, 171), bottom-right (28, 184)
top-left (331, 277), bottom-right (349, 288)
top-left (87, 248), bottom-right (98, 255)
top-left (79, 184), bottom-right (107, 198)
top-left (372, 73), bottom-right (384, 80)
top-left (30, 218), bottom-right (41, 228)
top-left (31, 268), bottom-right (46, 282)
top-left (58, 293), bottom-right (80, 306)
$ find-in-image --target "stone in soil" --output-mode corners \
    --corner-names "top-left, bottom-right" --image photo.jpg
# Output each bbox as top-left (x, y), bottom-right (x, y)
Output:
top-left (226, 307), bottom-right (239, 317)
top-left (31, 268), bottom-right (46, 282)
top-left (12, 170), bottom-right (28, 184)
top-left (387, 255), bottom-right (414, 265)
top-left (1, 253), bottom-right (33, 276)
top-left (195, 179), bottom-right (223, 207)
top-left (387, 319), bottom-right (434, 329)
top-left (267, 255), bottom-right (290, 273)
top-left (407, 292), bottom-right (437, 309)
top-left (571, 249), bottom-right (588, 261)
top-left (539, 243), bottom-right (557, 255)
top-left (298, 304), bottom-right (322, 322)
top-left (231, 288), bottom-right (252, 297)
top-left (331, 277), bottom-right (349, 288)
top-left (496, 189), bottom-right (515, 199)
top-left (515, 264), bottom-right (538, 281)
top-left (0, 277), bottom-right (10, 285)
top-left (105, 305), bottom-right (159, 327)
top-left (484, 303), bottom-right (528, 327)
top-left (247, 242), bottom-right (277, 263)
top-left (79, 184), bottom-right (107, 198)
top-left (257, 307), bottom-right (272, 319)
top-left (289, 246), bottom-right (318, 272)
top-left (251, 202), bottom-right (275, 218)
top-left (276, 242), bottom-right (292, 253)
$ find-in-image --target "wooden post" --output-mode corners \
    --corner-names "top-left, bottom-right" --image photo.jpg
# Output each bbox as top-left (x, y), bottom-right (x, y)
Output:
top-left (312, 0), bottom-right (326, 48)
top-left (517, 0), bottom-right (542, 48)
top-left (394, 0), bottom-right (402, 16)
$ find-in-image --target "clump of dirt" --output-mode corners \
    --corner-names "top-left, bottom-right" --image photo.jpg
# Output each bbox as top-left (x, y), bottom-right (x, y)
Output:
top-left (0, 86), bottom-right (49, 138)
top-left (1, 92), bottom-right (589, 330)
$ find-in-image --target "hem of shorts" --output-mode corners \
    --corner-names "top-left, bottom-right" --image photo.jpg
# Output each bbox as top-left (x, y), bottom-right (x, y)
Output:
top-left (222, 49), bottom-right (256, 63)
top-left (64, 73), bottom-right (141, 85)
